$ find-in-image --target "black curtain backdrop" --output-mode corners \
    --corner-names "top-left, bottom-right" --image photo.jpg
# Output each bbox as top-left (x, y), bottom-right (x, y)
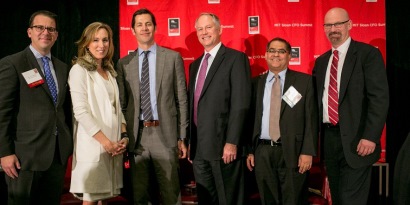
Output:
top-left (0, 0), bottom-right (120, 65)
top-left (1, 0), bottom-right (409, 204)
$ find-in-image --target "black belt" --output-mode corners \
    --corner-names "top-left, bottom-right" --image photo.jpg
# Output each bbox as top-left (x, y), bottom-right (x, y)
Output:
top-left (258, 139), bottom-right (282, 146)
top-left (140, 120), bottom-right (160, 127)
top-left (323, 123), bottom-right (339, 128)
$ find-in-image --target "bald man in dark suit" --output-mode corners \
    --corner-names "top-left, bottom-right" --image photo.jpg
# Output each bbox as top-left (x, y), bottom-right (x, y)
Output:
top-left (312, 7), bottom-right (389, 205)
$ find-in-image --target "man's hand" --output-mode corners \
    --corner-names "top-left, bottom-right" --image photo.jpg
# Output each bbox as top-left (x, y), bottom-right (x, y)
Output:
top-left (222, 143), bottom-right (237, 164)
top-left (178, 140), bottom-right (187, 159)
top-left (357, 139), bottom-right (376, 156)
top-left (246, 154), bottom-right (255, 171)
top-left (1, 155), bottom-right (20, 179)
top-left (298, 154), bottom-right (312, 174)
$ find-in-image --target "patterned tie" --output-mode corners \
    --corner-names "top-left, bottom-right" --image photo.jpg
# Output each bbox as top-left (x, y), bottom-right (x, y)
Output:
top-left (141, 50), bottom-right (153, 120)
top-left (41, 56), bottom-right (57, 105)
top-left (269, 75), bottom-right (281, 142)
top-left (194, 53), bottom-right (211, 125)
top-left (328, 50), bottom-right (339, 125)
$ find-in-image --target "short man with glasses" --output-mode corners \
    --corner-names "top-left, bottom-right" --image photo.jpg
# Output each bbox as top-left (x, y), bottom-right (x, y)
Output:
top-left (313, 7), bottom-right (389, 205)
top-left (246, 37), bottom-right (318, 205)
top-left (0, 10), bottom-right (73, 205)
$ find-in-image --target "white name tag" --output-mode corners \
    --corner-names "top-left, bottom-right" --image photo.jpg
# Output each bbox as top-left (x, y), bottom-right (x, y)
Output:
top-left (282, 86), bottom-right (302, 108)
top-left (22, 68), bottom-right (44, 88)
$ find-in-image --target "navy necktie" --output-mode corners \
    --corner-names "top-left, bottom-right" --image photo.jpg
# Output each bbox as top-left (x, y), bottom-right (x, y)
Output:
top-left (141, 50), bottom-right (153, 120)
top-left (41, 56), bottom-right (57, 105)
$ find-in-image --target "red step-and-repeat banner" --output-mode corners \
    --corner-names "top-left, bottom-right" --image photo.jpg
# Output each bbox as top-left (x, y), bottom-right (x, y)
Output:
top-left (119, 0), bottom-right (386, 161)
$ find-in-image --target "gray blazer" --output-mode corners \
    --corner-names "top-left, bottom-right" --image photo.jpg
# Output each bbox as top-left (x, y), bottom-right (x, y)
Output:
top-left (116, 45), bottom-right (188, 151)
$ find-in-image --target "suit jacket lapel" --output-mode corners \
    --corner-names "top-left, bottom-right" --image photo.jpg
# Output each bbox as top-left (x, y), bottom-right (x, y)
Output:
top-left (252, 74), bottom-right (267, 139)
top-left (156, 46), bottom-right (165, 99)
top-left (25, 48), bottom-right (55, 104)
top-left (52, 57), bottom-right (66, 107)
top-left (200, 45), bottom-right (226, 99)
top-left (281, 69), bottom-right (296, 115)
top-left (256, 74), bottom-right (267, 123)
top-left (87, 70), bottom-right (114, 127)
top-left (126, 52), bottom-right (141, 107)
top-left (339, 40), bottom-right (357, 104)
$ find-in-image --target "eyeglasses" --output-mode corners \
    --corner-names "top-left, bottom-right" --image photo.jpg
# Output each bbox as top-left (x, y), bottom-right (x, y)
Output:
top-left (30, 25), bottom-right (57, 33)
top-left (267, 49), bottom-right (287, 54)
top-left (323, 20), bottom-right (350, 30)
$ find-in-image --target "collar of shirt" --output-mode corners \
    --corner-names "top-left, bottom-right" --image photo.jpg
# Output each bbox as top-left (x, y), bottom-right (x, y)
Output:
top-left (138, 43), bottom-right (157, 56)
top-left (30, 44), bottom-right (51, 59)
top-left (203, 42), bottom-right (222, 59)
top-left (332, 36), bottom-right (351, 57)
top-left (266, 68), bottom-right (287, 94)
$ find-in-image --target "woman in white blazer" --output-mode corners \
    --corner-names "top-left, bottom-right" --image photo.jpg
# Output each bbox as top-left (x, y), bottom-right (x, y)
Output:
top-left (68, 22), bottom-right (128, 205)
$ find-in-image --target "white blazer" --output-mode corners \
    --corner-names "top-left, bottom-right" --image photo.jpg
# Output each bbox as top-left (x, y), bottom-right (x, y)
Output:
top-left (68, 64), bottom-right (125, 193)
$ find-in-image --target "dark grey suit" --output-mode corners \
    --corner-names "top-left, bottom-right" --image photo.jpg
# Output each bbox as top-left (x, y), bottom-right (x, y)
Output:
top-left (312, 39), bottom-right (389, 204)
top-left (250, 69), bottom-right (318, 205)
top-left (188, 44), bottom-right (251, 205)
top-left (117, 45), bottom-right (188, 204)
top-left (0, 46), bottom-right (73, 204)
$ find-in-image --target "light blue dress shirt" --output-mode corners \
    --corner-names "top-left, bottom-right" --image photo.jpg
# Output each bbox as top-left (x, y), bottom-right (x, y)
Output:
top-left (260, 69), bottom-right (287, 140)
top-left (30, 45), bottom-right (59, 93)
top-left (138, 44), bottom-right (158, 120)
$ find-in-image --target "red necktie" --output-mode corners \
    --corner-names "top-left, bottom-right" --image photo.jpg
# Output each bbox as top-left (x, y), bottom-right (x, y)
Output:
top-left (194, 53), bottom-right (210, 125)
top-left (328, 50), bottom-right (339, 125)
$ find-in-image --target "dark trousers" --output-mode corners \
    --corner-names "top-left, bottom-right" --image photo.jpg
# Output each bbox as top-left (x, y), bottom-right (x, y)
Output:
top-left (193, 156), bottom-right (244, 205)
top-left (323, 126), bottom-right (372, 205)
top-left (5, 154), bottom-right (66, 205)
top-left (254, 144), bottom-right (308, 205)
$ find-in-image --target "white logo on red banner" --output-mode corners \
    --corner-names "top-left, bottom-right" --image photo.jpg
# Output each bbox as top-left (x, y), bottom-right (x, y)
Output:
top-left (248, 16), bottom-right (260, 34)
top-left (168, 18), bottom-right (180, 36)
top-left (289, 47), bottom-right (300, 65)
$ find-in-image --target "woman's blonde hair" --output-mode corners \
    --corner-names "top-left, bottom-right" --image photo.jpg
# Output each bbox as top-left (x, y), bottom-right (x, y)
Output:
top-left (73, 22), bottom-right (116, 76)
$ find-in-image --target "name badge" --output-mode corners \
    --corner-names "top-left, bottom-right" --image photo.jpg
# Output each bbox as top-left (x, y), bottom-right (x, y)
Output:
top-left (282, 85), bottom-right (302, 108)
top-left (22, 68), bottom-right (44, 88)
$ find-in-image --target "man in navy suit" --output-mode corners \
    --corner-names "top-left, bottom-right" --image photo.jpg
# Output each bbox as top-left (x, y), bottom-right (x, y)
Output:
top-left (247, 37), bottom-right (318, 205)
top-left (188, 13), bottom-right (251, 205)
top-left (0, 10), bottom-right (73, 205)
top-left (312, 7), bottom-right (389, 205)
